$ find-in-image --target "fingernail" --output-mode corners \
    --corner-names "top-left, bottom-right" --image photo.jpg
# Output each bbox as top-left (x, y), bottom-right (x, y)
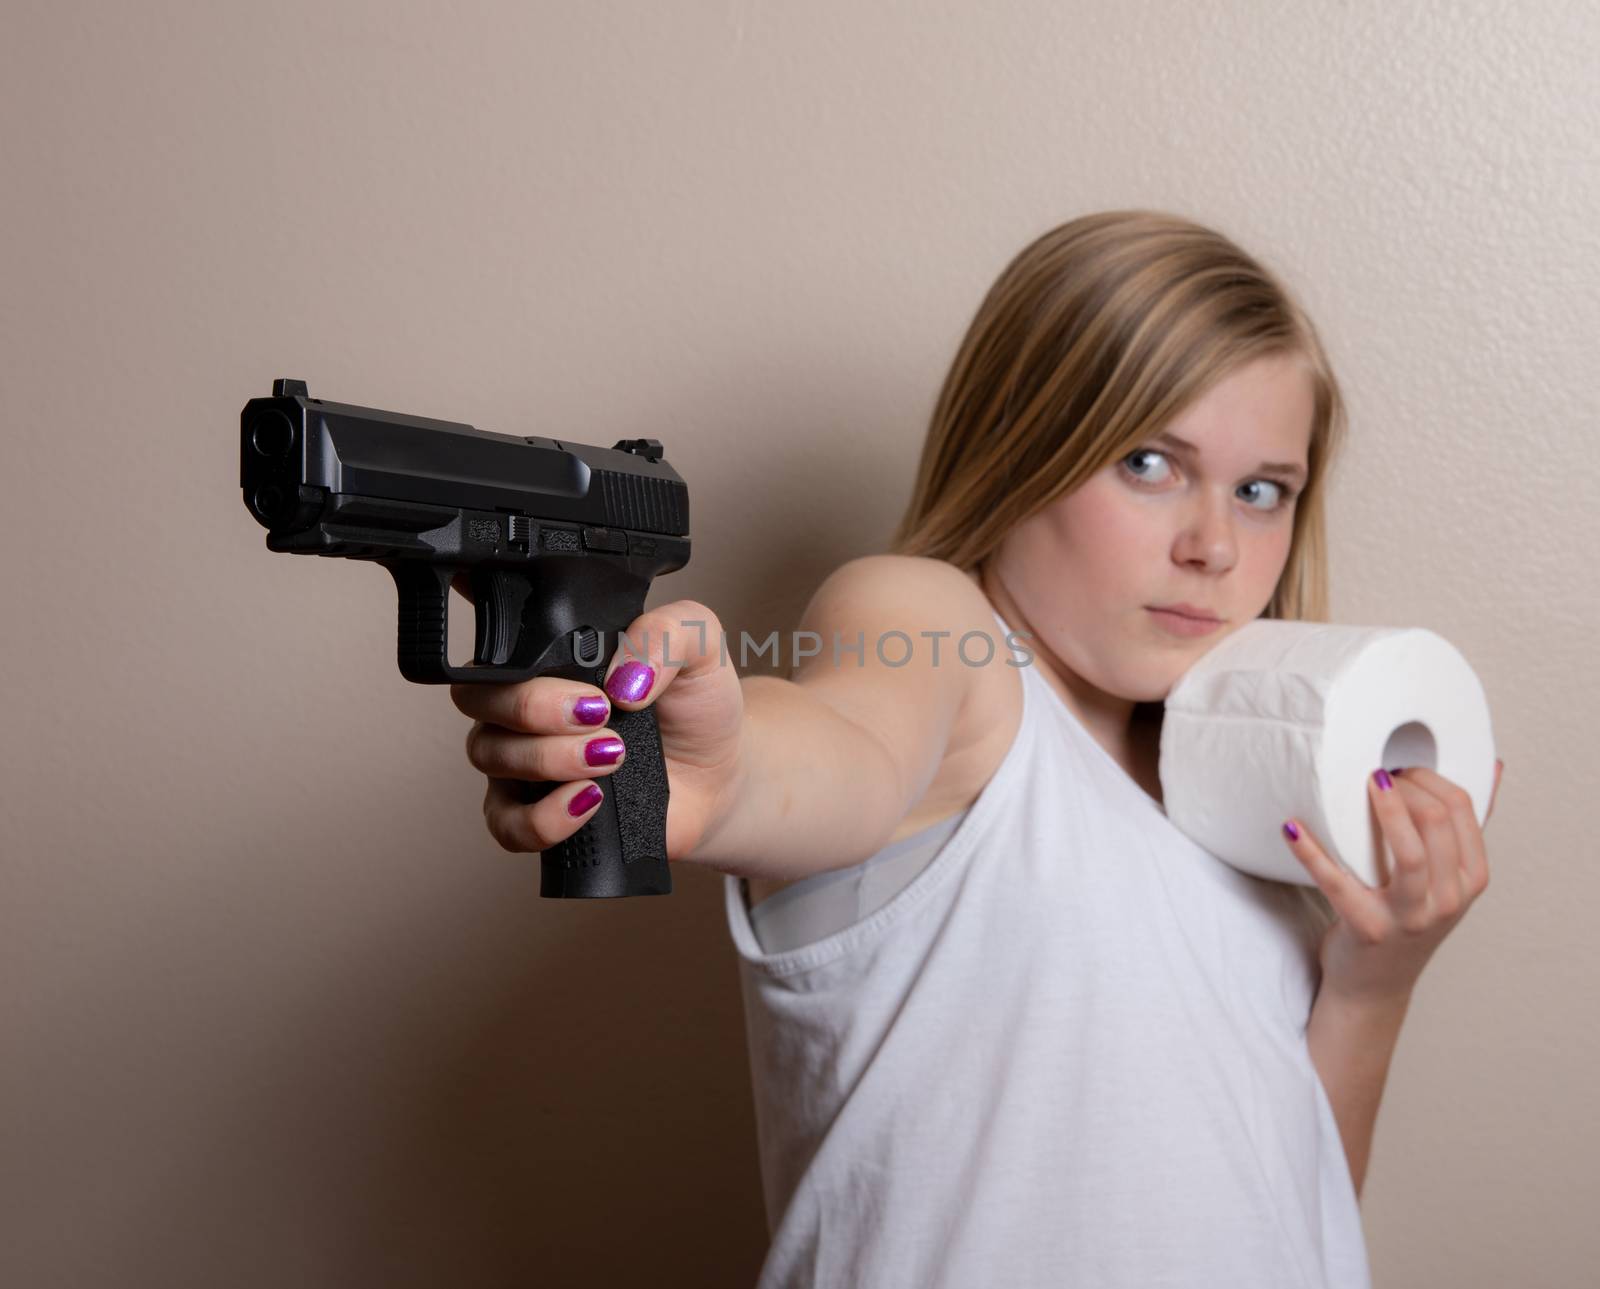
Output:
top-left (1374, 768), bottom-right (1394, 791)
top-left (572, 696), bottom-right (610, 726)
top-left (568, 783), bottom-right (603, 817)
top-left (605, 661), bottom-right (655, 704)
top-left (1388, 767), bottom-right (1405, 776)
top-left (1283, 820), bottom-right (1301, 841)
top-left (584, 736), bottom-right (625, 767)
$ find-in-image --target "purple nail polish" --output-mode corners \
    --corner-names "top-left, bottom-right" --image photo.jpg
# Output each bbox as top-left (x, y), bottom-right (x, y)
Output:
top-left (1282, 820), bottom-right (1301, 842)
top-left (568, 783), bottom-right (603, 817)
top-left (572, 696), bottom-right (609, 726)
top-left (1374, 768), bottom-right (1393, 791)
top-left (584, 736), bottom-right (625, 767)
top-left (605, 661), bottom-right (654, 704)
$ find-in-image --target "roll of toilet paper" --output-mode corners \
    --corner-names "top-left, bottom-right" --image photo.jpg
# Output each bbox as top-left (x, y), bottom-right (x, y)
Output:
top-left (1158, 621), bottom-right (1496, 889)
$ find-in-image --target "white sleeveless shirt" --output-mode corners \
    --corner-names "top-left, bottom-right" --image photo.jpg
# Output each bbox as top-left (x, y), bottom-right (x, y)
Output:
top-left (722, 608), bottom-right (1372, 1288)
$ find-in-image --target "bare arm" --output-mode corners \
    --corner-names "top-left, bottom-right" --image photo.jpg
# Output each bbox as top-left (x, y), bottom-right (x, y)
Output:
top-left (1306, 988), bottom-right (1411, 1201)
top-left (688, 673), bottom-right (908, 879)
top-left (681, 555), bottom-right (984, 882)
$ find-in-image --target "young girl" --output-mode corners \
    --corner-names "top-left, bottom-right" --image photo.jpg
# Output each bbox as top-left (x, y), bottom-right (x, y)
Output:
top-left (453, 209), bottom-right (1500, 1287)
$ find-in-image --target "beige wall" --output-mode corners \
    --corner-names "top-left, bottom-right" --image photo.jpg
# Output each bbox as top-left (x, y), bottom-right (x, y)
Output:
top-left (3, 2), bottom-right (1596, 1284)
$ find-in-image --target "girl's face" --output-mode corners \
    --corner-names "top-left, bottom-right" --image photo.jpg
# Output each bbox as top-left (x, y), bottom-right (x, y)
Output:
top-left (986, 350), bottom-right (1316, 717)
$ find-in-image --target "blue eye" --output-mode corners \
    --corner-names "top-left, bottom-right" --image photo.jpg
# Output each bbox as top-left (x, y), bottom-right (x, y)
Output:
top-left (1237, 479), bottom-right (1289, 510)
top-left (1122, 449), bottom-right (1173, 485)
top-left (1119, 449), bottom-right (1298, 513)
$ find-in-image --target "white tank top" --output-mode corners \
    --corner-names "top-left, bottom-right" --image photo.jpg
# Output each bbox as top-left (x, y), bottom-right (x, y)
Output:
top-left (744, 808), bottom-right (969, 953)
top-left (722, 608), bottom-right (1372, 1288)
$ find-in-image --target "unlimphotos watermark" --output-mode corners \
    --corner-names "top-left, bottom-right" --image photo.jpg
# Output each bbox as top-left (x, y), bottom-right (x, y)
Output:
top-left (572, 619), bottom-right (1038, 670)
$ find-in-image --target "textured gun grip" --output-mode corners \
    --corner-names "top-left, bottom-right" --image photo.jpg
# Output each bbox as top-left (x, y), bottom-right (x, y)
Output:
top-left (519, 637), bottom-right (672, 898)
top-left (534, 700), bottom-right (671, 897)
top-left (381, 558), bottom-right (673, 896)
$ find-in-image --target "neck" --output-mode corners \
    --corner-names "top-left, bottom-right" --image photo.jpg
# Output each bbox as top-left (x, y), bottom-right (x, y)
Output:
top-left (975, 563), bottom-right (1140, 747)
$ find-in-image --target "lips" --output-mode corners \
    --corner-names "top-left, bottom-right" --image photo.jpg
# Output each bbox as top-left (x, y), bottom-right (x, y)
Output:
top-left (1147, 603), bottom-right (1221, 623)
top-left (1146, 607), bottom-right (1224, 638)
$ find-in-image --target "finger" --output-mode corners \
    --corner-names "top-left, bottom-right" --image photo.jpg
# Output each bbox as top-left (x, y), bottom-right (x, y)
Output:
top-left (601, 599), bottom-right (723, 710)
top-left (466, 725), bottom-right (627, 782)
top-left (483, 775), bottom-right (605, 853)
top-left (1280, 817), bottom-right (1385, 939)
top-left (1384, 769), bottom-right (1461, 925)
top-left (1369, 768), bottom-right (1432, 916)
top-left (450, 679), bottom-right (611, 733)
top-left (1394, 764), bottom-right (1486, 905)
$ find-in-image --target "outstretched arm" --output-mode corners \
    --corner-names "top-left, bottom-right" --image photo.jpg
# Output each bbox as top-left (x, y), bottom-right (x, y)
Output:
top-left (688, 555), bottom-right (981, 881)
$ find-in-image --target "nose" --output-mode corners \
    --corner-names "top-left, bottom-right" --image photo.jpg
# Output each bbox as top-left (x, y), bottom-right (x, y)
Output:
top-left (1173, 490), bottom-right (1238, 572)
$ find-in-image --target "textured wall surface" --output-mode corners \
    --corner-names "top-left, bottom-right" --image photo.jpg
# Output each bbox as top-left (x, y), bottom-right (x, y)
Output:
top-left (2, 2), bottom-right (1595, 1285)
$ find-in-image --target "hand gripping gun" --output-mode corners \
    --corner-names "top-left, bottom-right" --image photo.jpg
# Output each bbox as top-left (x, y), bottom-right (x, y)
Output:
top-left (240, 379), bottom-right (690, 898)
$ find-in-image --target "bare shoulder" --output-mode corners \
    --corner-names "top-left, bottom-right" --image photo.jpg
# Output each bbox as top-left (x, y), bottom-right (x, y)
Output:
top-left (794, 554), bottom-right (1005, 691)
top-left (743, 555), bottom-right (1023, 906)
top-left (809, 553), bottom-right (996, 626)
top-left (885, 559), bottom-right (1023, 832)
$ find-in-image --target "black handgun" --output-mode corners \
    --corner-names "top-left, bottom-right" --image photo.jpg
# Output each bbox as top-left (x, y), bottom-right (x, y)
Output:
top-left (240, 379), bottom-right (689, 899)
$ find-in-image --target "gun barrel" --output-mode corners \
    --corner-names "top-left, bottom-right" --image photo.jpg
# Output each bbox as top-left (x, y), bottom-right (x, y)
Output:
top-left (240, 381), bottom-right (689, 539)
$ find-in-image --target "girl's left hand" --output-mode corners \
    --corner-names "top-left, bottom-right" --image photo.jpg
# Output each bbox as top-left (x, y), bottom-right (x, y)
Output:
top-left (1282, 760), bottom-right (1504, 1007)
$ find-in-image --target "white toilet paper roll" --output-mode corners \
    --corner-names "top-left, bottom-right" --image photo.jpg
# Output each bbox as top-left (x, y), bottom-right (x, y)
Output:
top-left (1158, 621), bottom-right (1497, 889)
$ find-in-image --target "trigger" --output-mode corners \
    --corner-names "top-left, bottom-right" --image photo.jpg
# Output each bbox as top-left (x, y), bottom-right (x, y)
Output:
top-left (470, 570), bottom-right (524, 667)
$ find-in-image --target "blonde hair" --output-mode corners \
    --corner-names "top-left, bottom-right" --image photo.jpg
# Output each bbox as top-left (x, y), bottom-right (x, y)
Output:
top-left (890, 209), bottom-right (1345, 625)
top-left (890, 209), bottom-right (1347, 931)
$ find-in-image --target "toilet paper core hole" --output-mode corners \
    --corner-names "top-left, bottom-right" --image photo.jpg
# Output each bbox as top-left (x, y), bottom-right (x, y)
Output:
top-left (1380, 720), bottom-right (1437, 773)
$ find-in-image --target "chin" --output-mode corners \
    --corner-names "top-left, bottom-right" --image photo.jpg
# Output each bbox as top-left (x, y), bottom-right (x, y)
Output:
top-left (1119, 672), bottom-right (1180, 705)
top-left (1152, 640), bottom-right (1232, 697)
top-left (1136, 654), bottom-right (1210, 702)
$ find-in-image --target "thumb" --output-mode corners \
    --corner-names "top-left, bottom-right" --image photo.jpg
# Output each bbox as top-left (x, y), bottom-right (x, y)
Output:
top-left (600, 599), bottom-right (725, 709)
top-left (1485, 758), bottom-right (1504, 826)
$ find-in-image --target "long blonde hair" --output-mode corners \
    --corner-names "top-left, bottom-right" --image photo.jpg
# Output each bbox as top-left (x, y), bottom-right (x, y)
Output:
top-left (890, 209), bottom-right (1347, 932)
top-left (891, 209), bottom-right (1344, 624)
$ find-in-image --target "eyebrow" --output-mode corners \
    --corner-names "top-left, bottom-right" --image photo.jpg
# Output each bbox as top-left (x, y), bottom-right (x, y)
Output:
top-left (1150, 430), bottom-right (1308, 483)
